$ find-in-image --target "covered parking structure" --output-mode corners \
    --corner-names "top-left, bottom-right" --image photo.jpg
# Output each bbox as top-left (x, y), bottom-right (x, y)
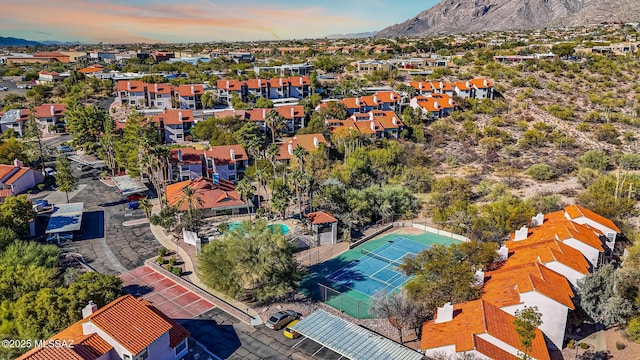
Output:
top-left (290, 310), bottom-right (423, 360)
top-left (45, 202), bottom-right (84, 245)
top-left (112, 175), bottom-right (148, 197)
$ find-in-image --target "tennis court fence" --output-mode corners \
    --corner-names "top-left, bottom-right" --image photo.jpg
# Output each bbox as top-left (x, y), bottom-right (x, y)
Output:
top-left (318, 283), bottom-right (376, 319)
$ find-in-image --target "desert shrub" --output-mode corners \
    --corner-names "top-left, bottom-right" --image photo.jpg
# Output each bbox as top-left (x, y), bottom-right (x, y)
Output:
top-left (577, 150), bottom-right (610, 171)
top-left (527, 163), bottom-right (554, 181)
top-left (172, 267), bottom-right (182, 276)
top-left (158, 248), bottom-right (167, 257)
top-left (616, 342), bottom-right (627, 350)
top-left (156, 256), bottom-right (164, 265)
top-left (168, 257), bottom-right (177, 267)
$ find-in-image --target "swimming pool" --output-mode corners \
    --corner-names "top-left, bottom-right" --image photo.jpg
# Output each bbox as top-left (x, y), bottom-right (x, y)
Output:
top-left (228, 221), bottom-right (290, 235)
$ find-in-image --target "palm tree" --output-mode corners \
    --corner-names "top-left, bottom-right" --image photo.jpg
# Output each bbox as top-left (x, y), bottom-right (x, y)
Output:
top-left (292, 145), bottom-right (308, 172)
top-left (177, 185), bottom-right (204, 232)
top-left (266, 143), bottom-right (279, 180)
top-left (139, 198), bottom-right (153, 219)
top-left (235, 178), bottom-right (255, 219)
top-left (265, 109), bottom-right (286, 144)
top-left (151, 145), bottom-right (170, 209)
top-left (254, 167), bottom-right (268, 209)
top-left (289, 170), bottom-right (306, 217)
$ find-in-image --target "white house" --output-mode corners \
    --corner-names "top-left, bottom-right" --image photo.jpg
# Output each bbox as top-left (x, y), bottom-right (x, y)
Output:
top-left (18, 295), bottom-right (190, 360)
top-left (564, 204), bottom-right (621, 253)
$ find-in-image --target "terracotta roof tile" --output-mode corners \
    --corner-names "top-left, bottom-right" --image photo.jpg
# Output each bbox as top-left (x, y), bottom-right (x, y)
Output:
top-left (33, 104), bottom-right (66, 118)
top-left (216, 79), bottom-right (243, 91)
top-left (473, 335), bottom-right (520, 360)
top-left (564, 204), bottom-right (621, 233)
top-left (147, 83), bottom-right (173, 94)
top-left (469, 78), bottom-right (494, 89)
top-left (205, 144), bottom-right (247, 165)
top-left (512, 211), bottom-right (605, 251)
top-left (374, 91), bottom-right (401, 103)
top-left (307, 211), bottom-right (338, 224)
top-left (0, 165), bottom-right (17, 181)
top-left (0, 189), bottom-right (13, 198)
top-left (177, 84), bottom-right (204, 97)
top-left (151, 110), bottom-right (194, 125)
top-left (483, 262), bottom-right (575, 309)
top-left (166, 177), bottom-right (245, 211)
top-left (421, 300), bottom-right (550, 360)
top-left (276, 134), bottom-right (329, 160)
top-left (504, 238), bottom-right (591, 275)
top-left (289, 76), bottom-right (310, 87)
top-left (169, 147), bottom-right (204, 165)
top-left (88, 295), bottom-right (173, 355)
top-left (4, 167), bottom-right (30, 185)
top-left (116, 80), bottom-right (145, 92)
top-left (412, 94), bottom-right (457, 112)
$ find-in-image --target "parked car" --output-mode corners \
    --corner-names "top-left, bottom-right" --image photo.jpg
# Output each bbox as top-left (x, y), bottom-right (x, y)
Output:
top-left (46, 232), bottom-right (74, 243)
top-left (44, 167), bottom-right (57, 177)
top-left (128, 201), bottom-right (140, 210)
top-left (58, 145), bottom-right (74, 152)
top-left (283, 320), bottom-right (301, 339)
top-left (127, 193), bottom-right (147, 202)
top-left (76, 164), bottom-right (91, 171)
top-left (265, 310), bottom-right (298, 330)
top-left (0, 87), bottom-right (8, 91)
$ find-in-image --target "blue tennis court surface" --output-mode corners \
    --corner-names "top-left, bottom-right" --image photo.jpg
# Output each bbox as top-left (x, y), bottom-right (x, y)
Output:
top-left (327, 237), bottom-right (429, 297)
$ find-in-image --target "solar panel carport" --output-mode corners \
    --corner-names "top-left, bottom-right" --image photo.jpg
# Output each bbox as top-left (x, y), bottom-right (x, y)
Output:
top-left (290, 309), bottom-right (423, 360)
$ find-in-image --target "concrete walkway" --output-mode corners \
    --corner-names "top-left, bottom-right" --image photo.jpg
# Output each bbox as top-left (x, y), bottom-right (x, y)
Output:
top-left (147, 202), bottom-right (260, 320)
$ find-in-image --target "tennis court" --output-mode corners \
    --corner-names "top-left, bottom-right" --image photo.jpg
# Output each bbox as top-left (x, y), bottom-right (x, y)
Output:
top-left (326, 237), bottom-right (426, 297)
top-left (301, 228), bottom-right (463, 319)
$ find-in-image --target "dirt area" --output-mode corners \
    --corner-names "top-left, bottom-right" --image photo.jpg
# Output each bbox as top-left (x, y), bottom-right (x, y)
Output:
top-left (560, 326), bottom-right (640, 359)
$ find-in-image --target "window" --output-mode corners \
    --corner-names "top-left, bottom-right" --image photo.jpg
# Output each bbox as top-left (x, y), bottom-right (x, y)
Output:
top-left (176, 124), bottom-right (183, 129)
top-left (130, 100), bottom-right (136, 105)
top-left (228, 164), bottom-right (235, 170)
top-left (175, 339), bottom-right (187, 354)
top-left (123, 355), bottom-right (132, 360)
top-left (229, 174), bottom-right (236, 181)
top-left (181, 165), bottom-right (189, 171)
top-left (156, 101), bottom-right (163, 106)
top-left (134, 348), bottom-right (148, 360)
top-left (176, 134), bottom-right (183, 139)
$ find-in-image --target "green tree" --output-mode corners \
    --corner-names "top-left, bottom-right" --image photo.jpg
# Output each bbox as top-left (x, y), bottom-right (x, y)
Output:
top-left (139, 198), bottom-right (153, 219)
top-left (24, 107), bottom-right (46, 172)
top-left (235, 178), bottom-right (254, 218)
top-left (54, 154), bottom-right (78, 203)
top-left (0, 227), bottom-right (18, 253)
top-left (0, 195), bottom-right (36, 236)
top-left (255, 97), bottom-right (274, 108)
top-left (513, 306), bottom-right (543, 360)
top-left (551, 42), bottom-right (576, 58)
top-left (115, 111), bottom-right (145, 176)
top-left (201, 91), bottom-right (215, 108)
top-left (578, 264), bottom-right (635, 326)
top-left (64, 101), bottom-right (109, 154)
top-left (0, 138), bottom-right (27, 165)
top-left (265, 109), bottom-right (286, 144)
top-left (150, 206), bottom-right (179, 232)
top-left (370, 290), bottom-right (424, 344)
top-left (99, 116), bottom-right (118, 176)
top-left (235, 122), bottom-right (264, 166)
top-left (199, 219), bottom-right (302, 303)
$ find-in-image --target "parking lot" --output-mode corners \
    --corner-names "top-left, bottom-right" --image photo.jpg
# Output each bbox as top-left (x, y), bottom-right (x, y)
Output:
top-left (0, 79), bottom-right (28, 99)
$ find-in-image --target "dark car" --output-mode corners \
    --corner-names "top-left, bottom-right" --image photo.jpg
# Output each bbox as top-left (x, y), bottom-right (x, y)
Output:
top-left (265, 310), bottom-right (298, 330)
top-left (127, 194), bottom-right (147, 202)
top-left (127, 201), bottom-right (140, 210)
top-left (57, 145), bottom-right (74, 153)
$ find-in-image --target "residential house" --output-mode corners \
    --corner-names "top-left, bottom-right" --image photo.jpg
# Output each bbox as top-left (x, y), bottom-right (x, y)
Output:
top-left (0, 161), bottom-right (44, 195)
top-left (421, 300), bottom-right (551, 360)
top-left (166, 177), bottom-right (251, 216)
top-left (454, 78), bottom-right (495, 99)
top-left (148, 83), bottom-right (174, 109)
top-left (78, 64), bottom-right (106, 76)
top-left (168, 148), bottom-right (205, 182)
top-left (373, 91), bottom-right (404, 113)
top-left (246, 79), bottom-right (269, 100)
top-left (408, 81), bottom-right (454, 96)
top-left (216, 79), bottom-right (245, 105)
top-left (409, 93), bottom-right (457, 119)
top-left (276, 133), bottom-right (330, 161)
top-left (33, 51), bottom-right (71, 63)
top-left (0, 109), bottom-right (27, 136)
top-left (18, 295), bottom-right (190, 360)
top-left (223, 105), bottom-right (304, 134)
top-left (176, 84), bottom-right (204, 110)
top-left (37, 70), bottom-right (62, 84)
top-left (351, 60), bottom-right (394, 73)
top-left (151, 110), bottom-right (195, 144)
top-left (216, 76), bottom-right (311, 105)
top-left (329, 110), bottom-right (403, 139)
top-left (564, 204), bottom-right (621, 252)
top-left (482, 262), bottom-right (575, 349)
top-left (204, 145), bottom-right (248, 183)
top-left (268, 77), bottom-right (290, 100)
top-left (32, 103), bottom-right (67, 134)
top-left (289, 76), bottom-right (311, 99)
top-left (117, 80), bottom-right (147, 107)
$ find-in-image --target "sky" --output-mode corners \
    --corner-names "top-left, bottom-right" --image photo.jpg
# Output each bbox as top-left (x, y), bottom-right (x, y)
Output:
top-left (0, 0), bottom-right (439, 44)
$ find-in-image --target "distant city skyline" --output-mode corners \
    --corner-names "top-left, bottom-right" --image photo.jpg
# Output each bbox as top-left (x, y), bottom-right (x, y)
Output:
top-left (0, 0), bottom-right (438, 44)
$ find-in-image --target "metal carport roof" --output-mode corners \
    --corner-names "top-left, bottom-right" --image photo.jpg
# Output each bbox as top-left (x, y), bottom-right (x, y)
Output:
top-left (290, 310), bottom-right (423, 360)
top-left (45, 202), bottom-right (84, 234)
top-left (112, 175), bottom-right (148, 196)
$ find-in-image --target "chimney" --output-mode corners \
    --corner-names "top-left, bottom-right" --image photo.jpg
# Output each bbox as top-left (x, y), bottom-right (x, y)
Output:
top-left (531, 213), bottom-right (544, 227)
top-left (373, 94), bottom-right (378, 104)
top-left (514, 225), bottom-right (528, 241)
top-left (290, 107), bottom-right (295, 118)
top-left (313, 136), bottom-right (319, 148)
top-left (82, 301), bottom-right (98, 319)
top-left (419, 82), bottom-right (423, 90)
top-left (390, 92), bottom-right (395, 100)
top-left (439, 81), bottom-right (444, 89)
top-left (355, 97), bottom-right (360, 106)
top-left (50, 105), bottom-right (55, 116)
top-left (434, 100), bottom-right (440, 109)
top-left (154, 83), bottom-right (158, 92)
top-left (13, 159), bottom-right (23, 167)
top-left (435, 302), bottom-right (454, 323)
top-left (299, 76), bottom-right (303, 85)
top-left (178, 111), bottom-right (183, 122)
top-left (230, 148), bottom-right (235, 159)
top-left (474, 269), bottom-right (485, 286)
top-left (370, 120), bottom-right (376, 131)
top-left (392, 116), bottom-right (398, 126)
top-left (369, 112), bottom-right (374, 121)
top-left (258, 79), bottom-right (262, 87)
top-left (287, 143), bottom-right (293, 155)
top-left (226, 80), bottom-right (230, 89)
top-left (262, 109), bottom-right (266, 118)
top-left (497, 245), bottom-right (509, 261)
top-left (448, 97), bottom-right (455, 106)
top-left (279, 78), bottom-right (284, 86)
top-left (466, 81), bottom-right (470, 88)
top-left (177, 149), bottom-right (183, 161)
top-left (191, 85), bottom-right (195, 94)
top-left (484, 79), bottom-right (489, 87)
top-left (127, 81), bottom-right (131, 91)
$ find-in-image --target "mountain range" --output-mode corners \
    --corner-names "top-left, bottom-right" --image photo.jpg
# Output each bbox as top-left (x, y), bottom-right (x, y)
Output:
top-left (0, 36), bottom-right (81, 47)
top-left (377, 0), bottom-right (640, 38)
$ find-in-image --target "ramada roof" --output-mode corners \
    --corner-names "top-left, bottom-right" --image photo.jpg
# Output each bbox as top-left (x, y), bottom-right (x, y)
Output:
top-left (307, 211), bottom-right (338, 224)
top-left (421, 299), bottom-right (550, 360)
top-left (483, 262), bottom-right (575, 309)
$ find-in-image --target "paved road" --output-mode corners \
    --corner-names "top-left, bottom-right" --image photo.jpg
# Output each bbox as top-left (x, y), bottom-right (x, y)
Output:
top-left (39, 167), bottom-right (160, 274)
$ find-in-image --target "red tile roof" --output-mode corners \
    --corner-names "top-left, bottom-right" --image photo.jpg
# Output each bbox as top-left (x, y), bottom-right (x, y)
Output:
top-left (517, 211), bottom-right (605, 251)
top-left (78, 65), bottom-right (104, 74)
top-left (147, 82), bottom-right (173, 95)
top-left (216, 79), bottom-right (243, 91)
top-left (412, 94), bottom-right (457, 112)
top-left (0, 165), bottom-right (17, 180)
top-left (0, 189), bottom-right (12, 198)
top-left (33, 104), bottom-right (66, 118)
top-left (151, 110), bottom-right (194, 125)
top-left (504, 238), bottom-right (591, 275)
top-left (374, 91), bottom-right (401, 103)
top-left (473, 335), bottom-right (520, 360)
top-left (307, 211), bottom-right (338, 224)
top-left (421, 299), bottom-right (550, 360)
top-left (469, 78), bottom-right (494, 89)
top-left (564, 204), bottom-right (621, 233)
top-left (289, 76), bottom-right (310, 87)
top-left (116, 80), bottom-right (145, 92)
top-left (483, 262), bottom-right (575, 309)
top-left (205, 144), bottom-right (248, 165)
top-left (246, 79), bottom-right (268, 89)
top-left (169, 147), bottom-right (204, 165)
top-left (87, 295), bottom-right (174, 355)
top-left (276, 134), bottom-right (330, 160)
top-left (4, 167), bottom-right (30, 185)
top-left (177, 84), bottom-right (204, 97)
top-left (166, 177), bottom-right (245, 211)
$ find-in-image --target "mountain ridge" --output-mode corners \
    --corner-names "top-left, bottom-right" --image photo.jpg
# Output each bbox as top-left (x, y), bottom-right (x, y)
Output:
top-left (376, 0), bottom-right (640, 38)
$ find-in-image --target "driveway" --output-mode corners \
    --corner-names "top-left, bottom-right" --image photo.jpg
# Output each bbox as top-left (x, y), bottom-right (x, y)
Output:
top-left (39, 167), bottom-right (160, 274)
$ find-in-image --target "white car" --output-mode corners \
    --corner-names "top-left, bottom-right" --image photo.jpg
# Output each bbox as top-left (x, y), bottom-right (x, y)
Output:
top-left (44, 167), bottom-right (57, 177)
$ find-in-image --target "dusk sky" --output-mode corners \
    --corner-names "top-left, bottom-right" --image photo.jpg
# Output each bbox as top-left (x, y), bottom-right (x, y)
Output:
top-left (1, 0), bottom-right (439, 43)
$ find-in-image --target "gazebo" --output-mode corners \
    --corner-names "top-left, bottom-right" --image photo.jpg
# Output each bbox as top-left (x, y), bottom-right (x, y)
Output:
top-left (306, 211), bottom-right (338, 245)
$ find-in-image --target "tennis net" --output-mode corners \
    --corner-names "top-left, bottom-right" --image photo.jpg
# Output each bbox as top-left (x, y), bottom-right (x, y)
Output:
top-left (361, 249), bottom-right (404, 268)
